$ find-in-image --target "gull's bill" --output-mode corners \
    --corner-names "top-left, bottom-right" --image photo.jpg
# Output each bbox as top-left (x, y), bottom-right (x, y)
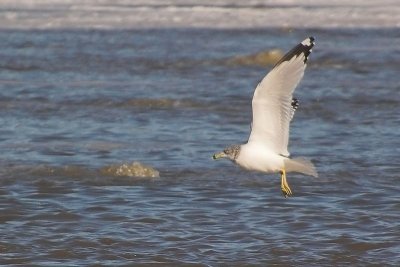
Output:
top-left (212, 152), bottom-right (225, 160)
top-left (213, 37), bottom-right (317, 197)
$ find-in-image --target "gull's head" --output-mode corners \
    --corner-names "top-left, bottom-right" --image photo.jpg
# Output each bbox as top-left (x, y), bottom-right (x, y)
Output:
top-left (213, 144), bottom-right (241, 161)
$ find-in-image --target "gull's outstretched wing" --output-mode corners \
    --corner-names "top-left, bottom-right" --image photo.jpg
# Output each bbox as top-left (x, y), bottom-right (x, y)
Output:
top-left (247, 37), bottom-right (315, 157)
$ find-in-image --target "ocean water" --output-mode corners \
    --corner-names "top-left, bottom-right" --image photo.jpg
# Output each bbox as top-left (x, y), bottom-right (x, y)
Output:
top-left (0, 2), bottom-right (400, 266)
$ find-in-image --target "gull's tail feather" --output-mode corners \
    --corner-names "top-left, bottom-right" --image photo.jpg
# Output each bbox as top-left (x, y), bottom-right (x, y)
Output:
top-left (284, 157), bottom-right (318, 177)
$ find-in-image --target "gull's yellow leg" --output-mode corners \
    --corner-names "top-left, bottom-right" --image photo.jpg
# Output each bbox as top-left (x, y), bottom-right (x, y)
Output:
top-left (280, 169), bottom-right (293, 198)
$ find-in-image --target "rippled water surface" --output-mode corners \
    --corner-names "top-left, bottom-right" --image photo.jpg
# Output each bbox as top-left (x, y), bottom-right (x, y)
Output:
top-left (0, 27), bottom-right (399, 265)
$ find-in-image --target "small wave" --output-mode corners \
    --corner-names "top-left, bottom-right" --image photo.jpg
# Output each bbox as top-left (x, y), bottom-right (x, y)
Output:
top-left (224, 48), bottom-right (283, 67)
top-left (0, 97), bottom-right (204, 113)
top-left (0, 161), bottom-right (160, 185)
top-left (23, 164), bottom-right (93, 179)
top-left (100, 161), bottom-right (160, 178)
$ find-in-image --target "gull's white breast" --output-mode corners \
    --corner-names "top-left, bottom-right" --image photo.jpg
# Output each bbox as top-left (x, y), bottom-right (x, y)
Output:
top-left (235, 142), bottom-right (284, 173)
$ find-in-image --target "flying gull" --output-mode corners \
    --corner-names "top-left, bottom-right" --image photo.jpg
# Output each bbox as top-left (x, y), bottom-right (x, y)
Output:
top-left (213, 37), bottom-right (318, 197)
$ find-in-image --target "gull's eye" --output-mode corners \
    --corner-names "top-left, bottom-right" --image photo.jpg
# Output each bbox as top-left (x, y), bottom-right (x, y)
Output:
top-left (224, 148), bottom-right (232, 154)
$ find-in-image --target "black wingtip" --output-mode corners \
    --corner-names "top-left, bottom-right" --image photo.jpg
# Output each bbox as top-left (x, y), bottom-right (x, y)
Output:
top-left (291, 98), bottom-right (299, 111)
top-left (301, 36), bottom-right (315, 63)
top-left (274, 36), bottom-right (315, 67)
top-left (301, 36), bottom-right (315, 49)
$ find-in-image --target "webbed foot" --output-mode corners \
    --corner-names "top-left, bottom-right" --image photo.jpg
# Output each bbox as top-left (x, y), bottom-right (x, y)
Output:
top-left (280, 169), bottom-right (293, 198)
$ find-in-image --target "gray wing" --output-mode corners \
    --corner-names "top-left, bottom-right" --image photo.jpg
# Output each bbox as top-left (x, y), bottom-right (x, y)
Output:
top-left (247, 37), bottom-right (315, 157)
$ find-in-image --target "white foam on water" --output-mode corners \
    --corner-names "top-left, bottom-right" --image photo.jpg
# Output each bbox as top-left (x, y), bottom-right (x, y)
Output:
top-left (101, 161), bottom-right (160, 178)
top-left (0, 0), bottom-right (399, 29)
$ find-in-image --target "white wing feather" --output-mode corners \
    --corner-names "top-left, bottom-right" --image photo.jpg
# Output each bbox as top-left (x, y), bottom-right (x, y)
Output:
top-left (247, 37), bottom-right (315, 157)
